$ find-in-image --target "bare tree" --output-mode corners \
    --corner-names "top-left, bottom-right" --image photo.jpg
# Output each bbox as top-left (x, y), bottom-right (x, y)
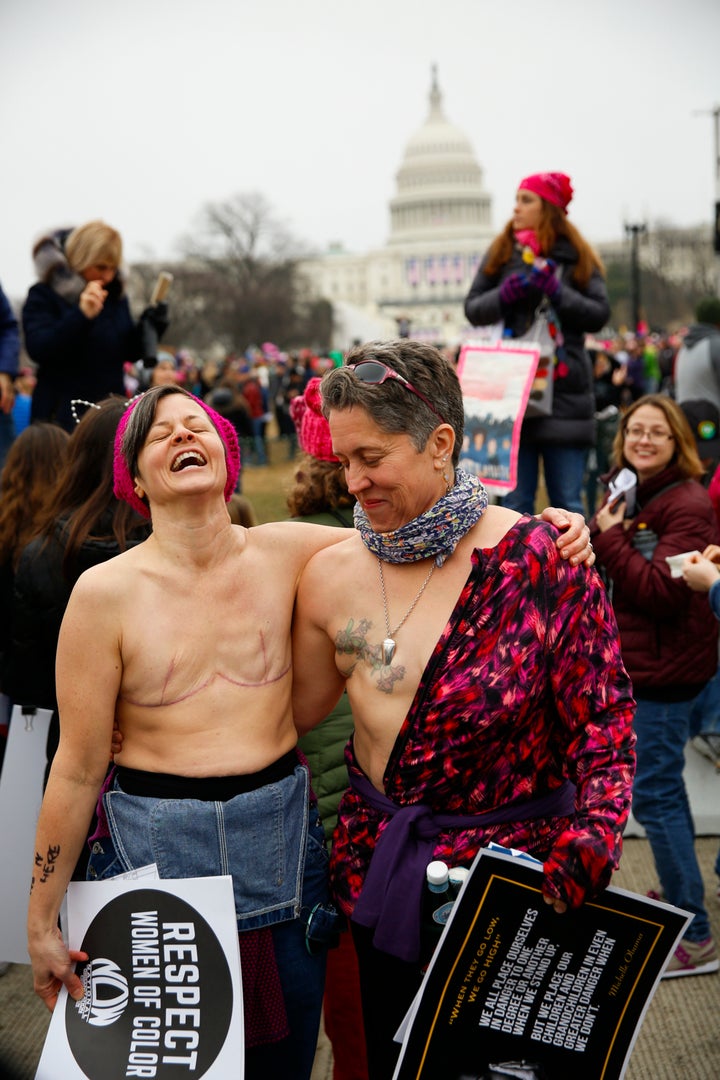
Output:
top-left (129, 192), bottom-right (333, 356)
top-left (187, 191), bottom-right (301, 268)
top-left (177, 192), bottom-right (314, 350)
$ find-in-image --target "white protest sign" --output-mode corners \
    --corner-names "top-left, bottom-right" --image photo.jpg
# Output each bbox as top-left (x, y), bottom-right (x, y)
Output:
top-left (0, 704), bottom-right (53, 964)
top-left (37, 874), bottom-right (243, 1079)
top-left (457, 343), bottom-right (542, 494)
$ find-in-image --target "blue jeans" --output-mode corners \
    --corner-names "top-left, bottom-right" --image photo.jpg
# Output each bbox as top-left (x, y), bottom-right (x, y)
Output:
top-left (244, 810), bottom-right (332, 1079)
top-left (689, 664), bottom-right (720, 737)
top-left (632, 695), bottom-right (711, 942)
top-left (88, 766), bottom-right (335, 1079)
top-left (251, 416), bottom-right (267, 465)
top-left (504, 443), bottom-right (588, 515)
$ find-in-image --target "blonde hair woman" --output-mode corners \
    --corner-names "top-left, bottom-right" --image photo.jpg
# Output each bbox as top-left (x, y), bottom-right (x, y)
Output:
top-left (22, 221), bottom-right (169, 430)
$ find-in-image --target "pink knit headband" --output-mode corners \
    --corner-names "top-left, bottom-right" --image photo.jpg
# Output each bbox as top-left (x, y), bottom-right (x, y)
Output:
top-left (113, 390), bottom-right (241, 518)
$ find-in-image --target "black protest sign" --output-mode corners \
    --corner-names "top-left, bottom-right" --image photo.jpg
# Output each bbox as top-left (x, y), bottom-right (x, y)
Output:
top-left (394, 850), bottom-right (689, 1080)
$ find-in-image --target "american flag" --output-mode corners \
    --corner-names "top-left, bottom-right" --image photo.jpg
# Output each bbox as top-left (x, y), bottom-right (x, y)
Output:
top-left (406, 258), bottom-right (420, 287)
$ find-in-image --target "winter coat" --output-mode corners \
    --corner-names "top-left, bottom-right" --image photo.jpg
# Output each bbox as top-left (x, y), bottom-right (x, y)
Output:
top-left (22, 277), bottom-right (140, 430)
top-left (708, 462), bottom-right (720, 532)
top-left (294, 507), bottom-right (355, 845)
top-left (6, 517), bottom-right (148, 710)
top-left (590, 463), bottom-right (719, 696)
top-left (298, 693), bottom-right (354, 847)
top-left (464, 236), bottom-right (610, 447)
top-left (0, 282), bottom-right (19, 377)
top-left (20, 232), bottom-right (152, 430)
top-left (674, 322), bottom-right (720, 410)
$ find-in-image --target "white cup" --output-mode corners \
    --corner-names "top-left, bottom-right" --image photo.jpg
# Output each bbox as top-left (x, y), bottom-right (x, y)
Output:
top-left (665, 551), bottom-right (701, 578)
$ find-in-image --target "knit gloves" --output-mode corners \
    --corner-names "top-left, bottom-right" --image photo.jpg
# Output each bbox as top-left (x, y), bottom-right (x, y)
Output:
top-left (530, 258), bottom-right (561, 302)
top-left (140, 301), bottom-right (170, 337)
top-left (499, 272), bottom-right (530, 306)
top-left (499, 261), bottom-right (562, 309)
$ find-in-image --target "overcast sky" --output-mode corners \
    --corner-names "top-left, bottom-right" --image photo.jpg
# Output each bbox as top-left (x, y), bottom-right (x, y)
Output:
top-left (1, 0), bottom-right (719, 303)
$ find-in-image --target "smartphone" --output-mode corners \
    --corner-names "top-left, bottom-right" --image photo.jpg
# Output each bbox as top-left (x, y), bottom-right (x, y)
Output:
top-left (150, 271), bottom-right (173, 305)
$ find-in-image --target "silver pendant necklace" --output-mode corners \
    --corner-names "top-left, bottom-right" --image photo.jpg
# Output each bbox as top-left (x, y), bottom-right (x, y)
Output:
top-left (377, 556), bottom-right (436, 666)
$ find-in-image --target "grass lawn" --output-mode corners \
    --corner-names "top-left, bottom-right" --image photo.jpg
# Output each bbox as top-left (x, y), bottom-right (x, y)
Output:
top-left (240, 433), bottom-right (554, 523)
top-left (240, 436), bottom-right (298, 523)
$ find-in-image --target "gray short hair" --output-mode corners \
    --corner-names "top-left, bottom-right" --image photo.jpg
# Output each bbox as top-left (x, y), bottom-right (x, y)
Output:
top-left (320, 340), bottom-right (465, 465)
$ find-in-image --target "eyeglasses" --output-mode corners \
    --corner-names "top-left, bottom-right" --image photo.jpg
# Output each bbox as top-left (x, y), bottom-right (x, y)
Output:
top-left (624, 425), bottom-right (675, 445)
top-left (347, 360), bottom-right (446, 424)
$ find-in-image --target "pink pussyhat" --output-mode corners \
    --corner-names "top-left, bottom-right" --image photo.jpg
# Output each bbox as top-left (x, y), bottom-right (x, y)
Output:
top-left (518, 172), bottom-right (574, 213)
top-left (113, 389), bottom-right (241, 518)
top-left (289, 377), bottom-right (338, 462)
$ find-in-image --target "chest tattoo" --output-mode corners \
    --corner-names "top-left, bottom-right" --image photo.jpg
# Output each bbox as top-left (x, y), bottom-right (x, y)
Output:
top-left (334, 617), bottom-right (406, 694)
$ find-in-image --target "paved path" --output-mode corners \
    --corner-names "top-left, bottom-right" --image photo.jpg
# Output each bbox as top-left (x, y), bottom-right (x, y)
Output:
top-left (2, 836), bottom-right (718, 1079)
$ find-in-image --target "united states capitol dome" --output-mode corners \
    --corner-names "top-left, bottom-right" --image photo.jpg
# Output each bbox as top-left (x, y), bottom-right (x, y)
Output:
top-left (388, 65), bottom-right (491, 245)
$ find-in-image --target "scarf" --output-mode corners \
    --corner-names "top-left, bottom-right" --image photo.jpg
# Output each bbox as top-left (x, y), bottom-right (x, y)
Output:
top-left (353, 467), bottom-right (488, 566)
top-left (514, 229), bottom-right (542, 257)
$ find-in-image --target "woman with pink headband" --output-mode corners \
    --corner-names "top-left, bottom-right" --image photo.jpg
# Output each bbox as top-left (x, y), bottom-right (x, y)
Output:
top-left (465, 171), bottom-right (609, 516)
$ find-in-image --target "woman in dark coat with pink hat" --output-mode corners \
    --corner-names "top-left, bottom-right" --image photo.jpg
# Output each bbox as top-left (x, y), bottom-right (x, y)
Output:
top-left (465, 171), bottom-right (610, 515)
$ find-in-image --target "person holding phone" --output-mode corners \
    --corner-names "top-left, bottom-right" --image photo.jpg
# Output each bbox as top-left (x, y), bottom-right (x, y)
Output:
top-left (590, 394), bottom-right (719, 978)
top-left (22, 221), bottom-right (170, 430)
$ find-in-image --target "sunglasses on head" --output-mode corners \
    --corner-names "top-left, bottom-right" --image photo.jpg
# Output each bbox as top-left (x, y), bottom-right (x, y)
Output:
top-left (347, 360), bottom-right (446, 424)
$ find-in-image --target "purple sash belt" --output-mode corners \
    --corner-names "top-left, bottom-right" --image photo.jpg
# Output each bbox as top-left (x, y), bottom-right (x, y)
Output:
top-left (350, 772), bottom-right (576, 962)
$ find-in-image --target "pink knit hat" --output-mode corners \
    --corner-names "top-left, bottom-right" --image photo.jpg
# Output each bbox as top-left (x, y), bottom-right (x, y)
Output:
top-left (289, 377), bottom-right (338, 462)
top-left (518, 172), bottom-right (574, 213)
top-left (113, 389), bottom-right (241, 518)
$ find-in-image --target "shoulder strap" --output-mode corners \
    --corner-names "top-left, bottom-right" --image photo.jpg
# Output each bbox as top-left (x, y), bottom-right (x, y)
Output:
top-left (635, 479), bottom-right (685, 513)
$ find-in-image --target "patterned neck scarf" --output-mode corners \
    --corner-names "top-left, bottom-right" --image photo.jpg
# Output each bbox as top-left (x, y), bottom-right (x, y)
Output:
top-left (354, 468), bottom-right (488, 566)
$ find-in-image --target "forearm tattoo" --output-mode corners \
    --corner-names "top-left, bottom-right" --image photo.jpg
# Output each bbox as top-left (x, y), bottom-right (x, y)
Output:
top-left (335, 618), bottom-right (405, 695)
top-left (31, 844), bottom-right (61, 892)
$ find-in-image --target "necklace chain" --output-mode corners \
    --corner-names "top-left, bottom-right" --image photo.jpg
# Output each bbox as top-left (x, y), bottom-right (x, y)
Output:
top-left (377, 557), bottom-right (435, 665)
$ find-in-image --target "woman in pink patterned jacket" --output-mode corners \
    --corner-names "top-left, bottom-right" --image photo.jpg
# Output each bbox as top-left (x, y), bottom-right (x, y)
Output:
top-left (292, 338), bottom-right (635, 1079)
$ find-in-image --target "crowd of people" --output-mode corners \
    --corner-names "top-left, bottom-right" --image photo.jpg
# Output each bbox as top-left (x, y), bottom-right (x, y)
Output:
top-left (1, 186), bottom-right (719, 1080)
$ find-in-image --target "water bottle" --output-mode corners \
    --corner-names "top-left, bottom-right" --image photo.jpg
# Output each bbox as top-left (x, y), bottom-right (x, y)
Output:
top-left (426, 860), bottom-right (451, 906)
top-left (420, 860), bottom-right (452, 965)
top-left (448, 865), bottom-right (470, 899)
